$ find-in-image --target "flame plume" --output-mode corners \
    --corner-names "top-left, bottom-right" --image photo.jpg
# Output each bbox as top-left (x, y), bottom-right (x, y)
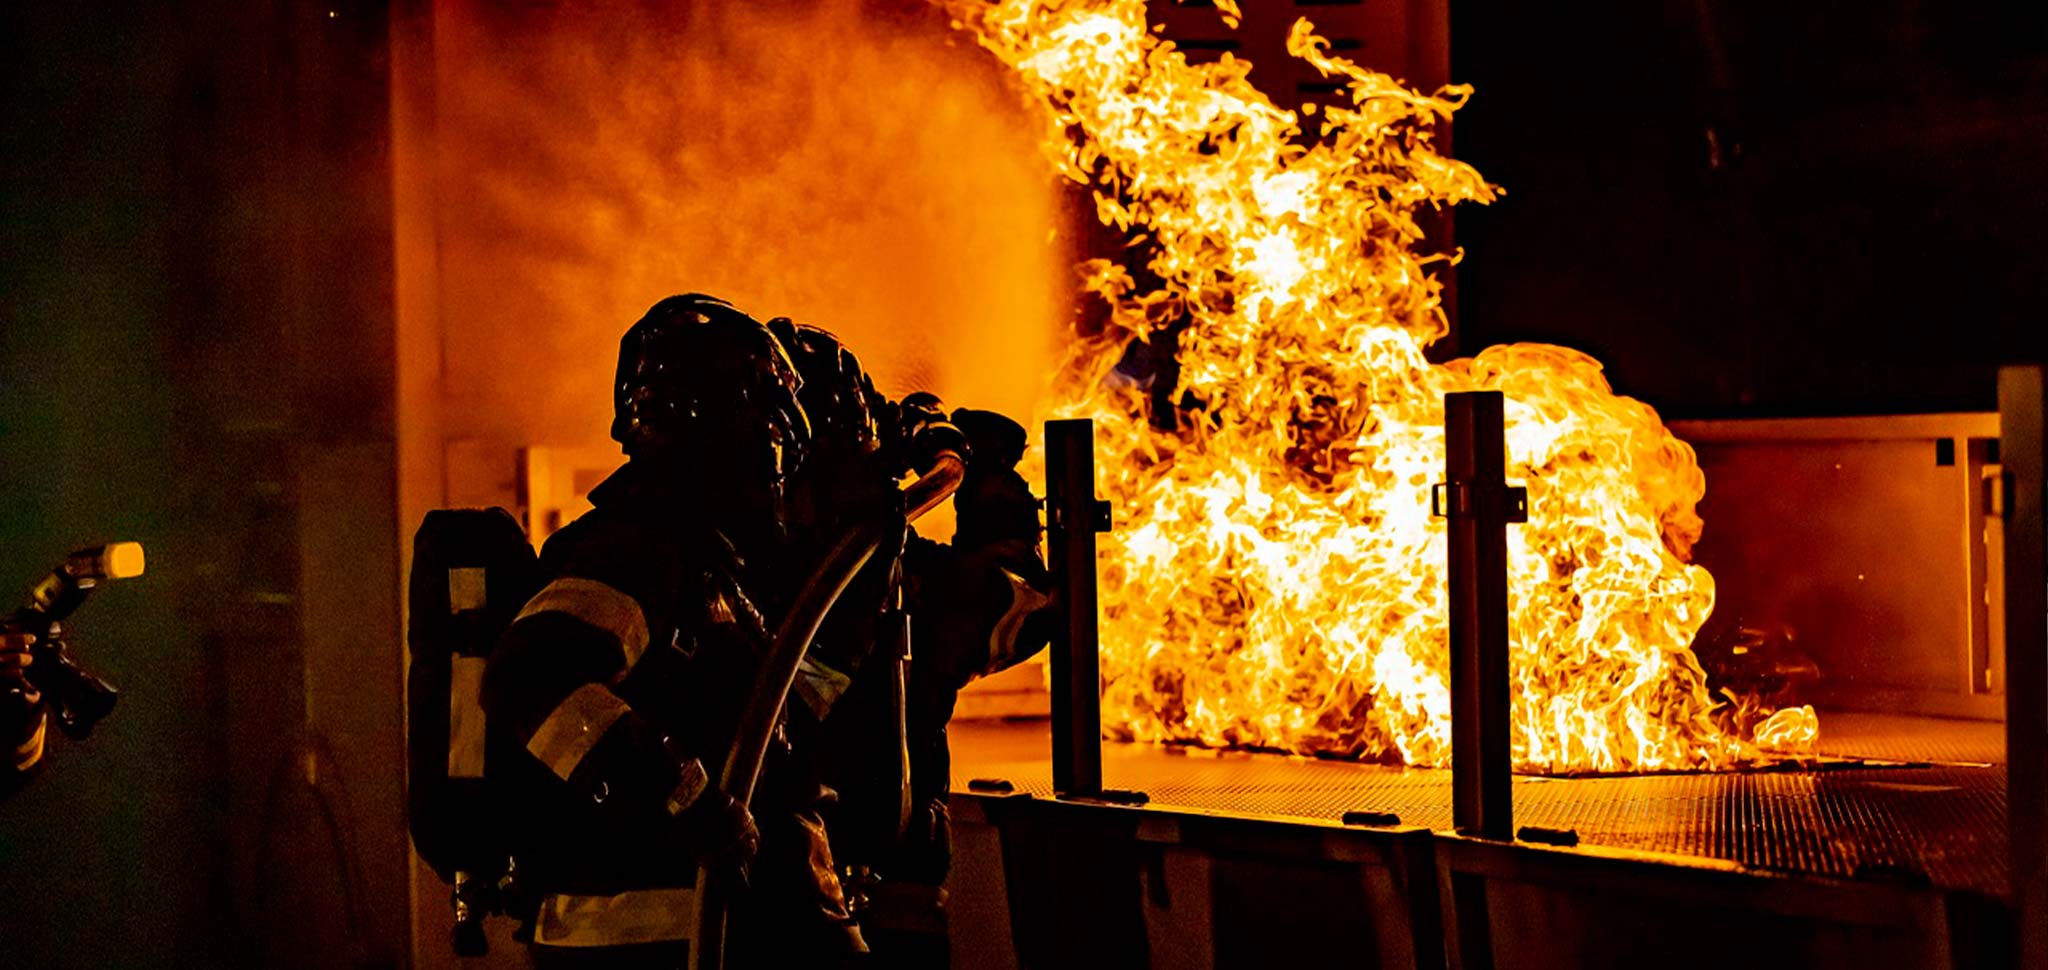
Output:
top-left (946, 0), bottom-right (1817, 772)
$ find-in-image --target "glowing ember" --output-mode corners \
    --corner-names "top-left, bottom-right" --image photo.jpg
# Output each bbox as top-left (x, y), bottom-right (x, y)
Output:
top-left (945, 0), bottom-right (1815, 772)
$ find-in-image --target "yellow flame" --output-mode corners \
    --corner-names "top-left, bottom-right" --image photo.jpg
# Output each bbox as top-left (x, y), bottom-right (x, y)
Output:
top-left (947, 0), bottom-right (1816, 772)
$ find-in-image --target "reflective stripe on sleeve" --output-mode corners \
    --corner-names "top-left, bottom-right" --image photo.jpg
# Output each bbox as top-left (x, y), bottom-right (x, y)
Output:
top-left (792, 656), bottom-right (852, 719)
top-left (13, 713), bottom-right (46, 773)
top-left (532, 887), bottom-right (700, 949)
top-left (987, 568), bottom-right (1053, 672)
top-left (526, 683), bottom-right (631, 781)
top-left (516, 577), bottom-right (651, 670)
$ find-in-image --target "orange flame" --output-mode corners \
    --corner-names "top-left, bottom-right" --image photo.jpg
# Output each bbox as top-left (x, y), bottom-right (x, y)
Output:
top-left (947, 0), bottom-right (1816, 772)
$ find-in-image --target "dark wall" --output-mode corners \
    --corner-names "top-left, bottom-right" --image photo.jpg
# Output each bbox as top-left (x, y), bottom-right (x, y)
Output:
top-left (1, 3), bottom-right (405, 968)
top-left (0, 6), bottom-right (221, 966)
top-left (1451, 0), bottom-right (2048, 417)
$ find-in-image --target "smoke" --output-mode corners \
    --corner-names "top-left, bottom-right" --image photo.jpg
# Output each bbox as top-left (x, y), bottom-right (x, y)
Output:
top-left (430, 0), bottom-right (1066, 448)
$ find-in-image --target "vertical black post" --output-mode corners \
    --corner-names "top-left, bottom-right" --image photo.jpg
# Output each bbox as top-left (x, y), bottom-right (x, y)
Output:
top-left (1046, 419), bottom-right (1104, 797)
top-left (2000, 366), bottom-right (2047, 970)
top-left (1442, 391), bottom-right (1519, 840)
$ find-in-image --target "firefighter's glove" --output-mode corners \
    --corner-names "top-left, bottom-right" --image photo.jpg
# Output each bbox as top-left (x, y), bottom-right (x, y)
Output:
top-left (0, 627), bottom-right (36, 699)
top-left (950, 408), bottom-right (1040, 547)
top-left (951, 408), bottom-right (1027, 473)
top-left (681, 788), bottom-right (760, 892)
top-left (895, 393), bottom-right (969, 475)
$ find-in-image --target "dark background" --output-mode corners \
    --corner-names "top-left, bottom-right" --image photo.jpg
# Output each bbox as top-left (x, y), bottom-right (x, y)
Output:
top-left (3, 2), bottom-right (2046, 968)
top-left (2, 3), bottom-right (404, 968)
top-left (1451, 0), bottom-right (2048, 417)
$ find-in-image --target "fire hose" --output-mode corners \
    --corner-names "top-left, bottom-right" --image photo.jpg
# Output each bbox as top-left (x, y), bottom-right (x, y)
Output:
top-left (694, 447), bottom-right (967, 969)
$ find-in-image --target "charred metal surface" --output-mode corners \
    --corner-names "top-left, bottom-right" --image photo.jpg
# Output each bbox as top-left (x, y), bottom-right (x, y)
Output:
top-left (1999, 365), bottom-right (2048, 970)
top-left (1441, 391), bottom-right (1521, 840)
top-left (951, 717), bottom-right (2010, 897)
top-left (1046, 418), bottom-right (1107, 797)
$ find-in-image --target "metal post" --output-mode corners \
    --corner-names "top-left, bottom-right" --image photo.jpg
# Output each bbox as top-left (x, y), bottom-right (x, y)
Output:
top-left (2000, 366), bottom-right (2047, 970)
top-left (1046, 419), bottom-right (1106, 798)
top-left (1439, 391), bottom-right (1523, 840)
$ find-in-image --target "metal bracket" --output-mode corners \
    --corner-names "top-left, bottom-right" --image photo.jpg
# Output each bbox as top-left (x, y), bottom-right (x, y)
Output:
top-left (1045, 498), bottom-right (1113, 533)
top-left (1516, 825), bottom-right (1580, 847)
top-left (1341, 810), bottom-right (1404, 827)
top-left (1985, 467), bottom-right (2013, 520)
top-left (1075, 788), bottom-right (1150, 806)
top-left (1431, 482), bottom-right (1529, 524)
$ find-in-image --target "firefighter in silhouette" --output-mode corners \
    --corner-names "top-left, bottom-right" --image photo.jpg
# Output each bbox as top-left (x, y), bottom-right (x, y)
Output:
top-left (765, 320), bottom-right (1057, 967)
top-left (482, 294), bottom-right (872, 968)
top-left (2, 544), bottom-right (137, 799)
top-left (886, 405), bottom-right (1055, 962)
top-left (2, 625), bottom-right (45, 794)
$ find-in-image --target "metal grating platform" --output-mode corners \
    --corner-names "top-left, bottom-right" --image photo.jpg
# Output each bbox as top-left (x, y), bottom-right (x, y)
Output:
top-left (950, 714), bottom-right (2009, 896)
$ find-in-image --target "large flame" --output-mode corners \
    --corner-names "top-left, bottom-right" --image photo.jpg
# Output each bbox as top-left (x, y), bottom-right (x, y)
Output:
top-left (947, 0), bottom-right (1816, 772)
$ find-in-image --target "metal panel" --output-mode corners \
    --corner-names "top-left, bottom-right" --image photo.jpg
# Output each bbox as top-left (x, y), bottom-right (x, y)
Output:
top-left (1443, 391), bottom-right (1517, 839)
top-left (957, 792), bottom-right (1447, 970)
top-left (1671, 414), bottom-right (2004, 719)
top-left (1674, 414), bottom-right (2000, 442)
top-left (1434, 836), bottom-right (1956, 970)
top-left (1999, 366), bottom-right (2048, 970)
top-left (1140, 845), bottom-right (1214, 970)
top-left (946, 798), bottom-right (1021, 970)
top-left (1046, 419), bottom-right (1106, 797)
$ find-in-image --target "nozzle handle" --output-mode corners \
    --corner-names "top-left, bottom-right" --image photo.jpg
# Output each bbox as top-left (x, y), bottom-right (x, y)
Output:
top-left (35, 640), bottom-right (118, 741)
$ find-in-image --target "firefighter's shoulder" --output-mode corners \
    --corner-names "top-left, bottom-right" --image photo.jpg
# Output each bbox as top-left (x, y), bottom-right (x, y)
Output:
top-left (544, 505), bottom-right (686, 578)
top-left (530, 505), bottom-right (695, 641)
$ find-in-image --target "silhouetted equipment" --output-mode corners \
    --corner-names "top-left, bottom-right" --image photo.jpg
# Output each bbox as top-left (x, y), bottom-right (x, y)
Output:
top-left (401, 394), bottom-right (970, 960)
top-left (1437, 392), bottom-right (1524, 841)
top-left (405, 509), bottom-right (543, 956)
top-left (4, 541), bottom-right (144, 740)
top-left (1045, 419), bottom-right (1109, 799)
top-left (692, 443), bottom-right (966, 970)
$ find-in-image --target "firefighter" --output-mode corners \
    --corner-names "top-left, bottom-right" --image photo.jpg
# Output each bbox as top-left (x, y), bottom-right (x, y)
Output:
top-left (2, 625), bottom-right (46, 795)
top-left (877, 405), bottom-right (1056, 964)
top-left (481, 293), bottom-right (871, 969)
top-left (762, 319), bottom-right (1057, 966)
top-left (1, 544), bottom-right (138, 799)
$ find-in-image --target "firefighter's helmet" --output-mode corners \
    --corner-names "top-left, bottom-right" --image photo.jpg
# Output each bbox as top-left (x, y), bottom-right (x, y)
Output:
top-left (611, 294), bottom-right (811, 483)
top-left (765, 318), bottom-right (880, 456)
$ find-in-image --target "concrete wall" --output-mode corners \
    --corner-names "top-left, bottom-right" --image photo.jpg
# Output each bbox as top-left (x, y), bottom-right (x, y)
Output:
top-left (0, 7), bottom-right (224, 965)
